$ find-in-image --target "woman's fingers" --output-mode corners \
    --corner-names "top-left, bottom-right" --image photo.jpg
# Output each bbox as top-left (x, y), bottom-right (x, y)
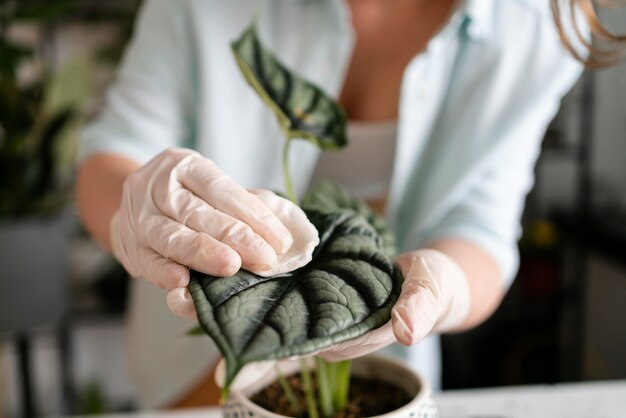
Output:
top-left (111, 212), bottom-right (190, 289)
top-left (138, 213), bottom-right (242, 277)
top-left (160, 187), bottom-right (279, 271)
top-left (135, 245), bottom-right (191, 290)
top-left (179, 157), bottom-right (294, 254)
top-left (250, 190), bottom-right (320, 277)
top-left (391, 284), bottom-right (439, 346)
top-left (166, 287), bottom-right (197, 319)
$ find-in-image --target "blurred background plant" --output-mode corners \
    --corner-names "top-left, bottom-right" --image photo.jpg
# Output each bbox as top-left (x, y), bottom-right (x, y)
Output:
top-left (0, 0), bottom-right (91, 219)
top-left (0, 0), bottom-right (139, 220)
top-left (0, 1), bottom-right (140, 416)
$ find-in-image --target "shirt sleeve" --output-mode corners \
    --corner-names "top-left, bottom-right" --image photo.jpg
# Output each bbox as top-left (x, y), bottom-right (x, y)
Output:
top-left (425, 24), bottom-right (585, 286)
top-left (79, 0), bottom-right (196, 165)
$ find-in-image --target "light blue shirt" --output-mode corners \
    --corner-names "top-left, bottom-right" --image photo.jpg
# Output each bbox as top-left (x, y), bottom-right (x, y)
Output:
top-left (81, 0), bottom-right (583, 407)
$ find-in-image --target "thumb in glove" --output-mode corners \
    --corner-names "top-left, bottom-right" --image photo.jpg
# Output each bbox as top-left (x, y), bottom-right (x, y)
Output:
top-left (391, 249), bottom-right (471, 345)
top-left (318, 249), bottom-right (471, 362)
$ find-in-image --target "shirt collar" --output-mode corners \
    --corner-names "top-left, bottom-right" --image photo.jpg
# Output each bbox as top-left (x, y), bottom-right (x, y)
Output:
top-left (462, 0), bottom-right (496, 41)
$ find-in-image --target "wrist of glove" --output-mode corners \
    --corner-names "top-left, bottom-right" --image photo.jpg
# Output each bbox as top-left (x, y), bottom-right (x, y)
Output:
top-left (319, 248), bottom-right (471, 362)
top-left (109, 148), bottom-right (319, 319)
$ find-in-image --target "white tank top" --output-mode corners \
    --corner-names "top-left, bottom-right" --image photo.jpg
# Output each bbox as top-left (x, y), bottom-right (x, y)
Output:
top-left (311, 119), bottom-right (398, 204)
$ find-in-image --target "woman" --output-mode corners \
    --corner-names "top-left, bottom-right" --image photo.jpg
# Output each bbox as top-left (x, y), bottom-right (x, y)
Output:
top-left (76, 0), bottom-right (623, 409)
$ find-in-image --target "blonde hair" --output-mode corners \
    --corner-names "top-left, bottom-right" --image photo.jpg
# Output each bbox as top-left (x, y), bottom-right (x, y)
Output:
top-left (552, 0), bottom-right (626, 68)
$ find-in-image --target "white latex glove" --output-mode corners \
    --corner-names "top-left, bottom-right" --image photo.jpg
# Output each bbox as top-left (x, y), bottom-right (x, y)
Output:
top-left (110, 148), bottom-right (319, 319)
top-left (319, 249), bottom-right (471, 361)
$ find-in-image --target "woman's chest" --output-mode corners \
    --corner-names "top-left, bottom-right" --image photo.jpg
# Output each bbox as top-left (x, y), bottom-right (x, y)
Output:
top-left (338, 0), bottom-right (458, 121)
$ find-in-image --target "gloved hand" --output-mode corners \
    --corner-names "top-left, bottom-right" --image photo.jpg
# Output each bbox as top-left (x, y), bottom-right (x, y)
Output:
top-left (211, 249), bottom-right (471, 389)
top-left (319, 249), bottom-right (471, 361)
top-left (110, 148), bottom-right (319, 319)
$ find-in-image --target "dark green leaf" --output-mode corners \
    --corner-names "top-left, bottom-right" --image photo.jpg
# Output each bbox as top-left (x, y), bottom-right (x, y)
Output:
top-left (302, 180), bottom-right (397, 257)
top-left (189, 209), bottom-right (403, 390)
top-left (231, 23), bottom-right (347, 150)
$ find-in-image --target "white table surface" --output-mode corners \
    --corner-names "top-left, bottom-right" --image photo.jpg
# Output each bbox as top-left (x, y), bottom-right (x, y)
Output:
top-left (435, 380), bottom-right (626, 418)
top-left (72, 380), bottom-right (626, 418)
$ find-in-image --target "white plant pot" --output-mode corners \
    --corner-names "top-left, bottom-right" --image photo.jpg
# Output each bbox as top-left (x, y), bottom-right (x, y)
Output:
top-left (225, 354), bottom-right (438, 418)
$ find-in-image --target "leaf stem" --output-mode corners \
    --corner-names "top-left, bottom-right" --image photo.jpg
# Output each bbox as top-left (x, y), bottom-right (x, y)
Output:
top-left (315, 357), bottom-right (335, 418)
top-left (282, 136), bottom-right (297, 204)
top-left (300, 359), bottom-right (319, 418)
top-left (219, 387), bottom-right (229, 406)
top-left (275, 364), bottom-right (302, 417)
top-left (333, 360), bottom-right (351, 412)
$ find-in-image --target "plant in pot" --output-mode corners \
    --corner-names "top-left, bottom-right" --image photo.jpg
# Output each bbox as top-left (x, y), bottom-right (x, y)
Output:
top-left (0, 1), bottom-right (89, 334)
top-left (188, 23), bottom-right (438, 418)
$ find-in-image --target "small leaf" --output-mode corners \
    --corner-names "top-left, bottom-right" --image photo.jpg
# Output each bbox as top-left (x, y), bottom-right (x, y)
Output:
top-left (189, 208), bottom-right (403, 390)
top-left (186, 326), bottom-right (204, 336)
top-left (303, 180), bottom-right (398, 257)
top-left (231, 23), bottom-right (347, 150)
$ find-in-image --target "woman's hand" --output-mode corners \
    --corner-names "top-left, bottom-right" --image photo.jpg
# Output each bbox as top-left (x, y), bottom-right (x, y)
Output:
top-left (211, 249), bottom-right (473, 388)
top-left (318, 249), bottom-right (471, 361)
top-left (110, 148), bottom-right (318, 319)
